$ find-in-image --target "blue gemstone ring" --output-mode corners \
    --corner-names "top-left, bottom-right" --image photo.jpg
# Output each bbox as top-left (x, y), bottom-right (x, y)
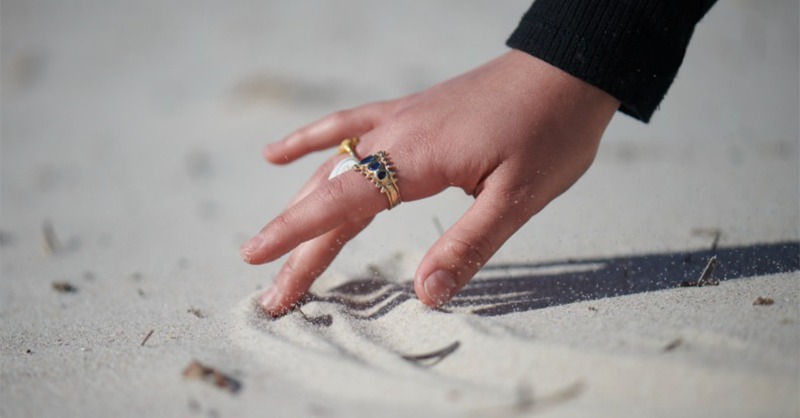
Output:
top-left (353, 151), bottom-right (401, 209)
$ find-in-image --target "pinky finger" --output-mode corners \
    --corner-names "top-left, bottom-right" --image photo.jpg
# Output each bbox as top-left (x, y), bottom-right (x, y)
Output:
top-left (264, 102), bottom-right (392, 164)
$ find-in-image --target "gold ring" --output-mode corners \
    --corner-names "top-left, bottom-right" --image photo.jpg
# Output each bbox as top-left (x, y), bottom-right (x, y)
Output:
top-left (329, 137), bottom-right (361, 179)
top-left (338, 137), bottom-right (360, 158)
top-left (354, 151), bottom-right (401, 209)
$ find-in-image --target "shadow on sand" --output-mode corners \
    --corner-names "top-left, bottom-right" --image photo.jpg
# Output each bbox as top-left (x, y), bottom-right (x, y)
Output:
top-left (308, 241), bottom-right (799, 319)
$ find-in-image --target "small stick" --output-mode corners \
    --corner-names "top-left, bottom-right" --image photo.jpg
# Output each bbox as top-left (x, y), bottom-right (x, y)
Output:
top-left (679, 256), bottom-right (719, 287)
top-left (52, 281), bottom-right (77, 293)
top-left (401, 341), bottom-right (460, 367)
top-left (691, 228), bottom-right (722, 251)
top-left (140, 329), bottom-right (155, 347)
top-left (42, 221), bottom-right (59, 255)
top-left (432, 216), bottom-right (445, 237)
top-left (711, 231), bottom-right (721, 252)
top-left (697, 256), bottom-right (719, 285)
top-left (663, 338), bottom-right (683, 352)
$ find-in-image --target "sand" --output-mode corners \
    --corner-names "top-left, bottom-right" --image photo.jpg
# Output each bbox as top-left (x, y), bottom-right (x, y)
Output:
top-left (1, 1), bottom-right (798, 417)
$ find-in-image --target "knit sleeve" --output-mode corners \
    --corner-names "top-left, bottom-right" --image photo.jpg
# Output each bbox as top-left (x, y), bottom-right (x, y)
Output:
top-left (507, 0), bottom-right (717, 122)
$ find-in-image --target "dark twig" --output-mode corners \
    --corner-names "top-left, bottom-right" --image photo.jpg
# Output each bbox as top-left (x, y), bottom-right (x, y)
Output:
top-left (663, 338), bottom-right (683, 352)
top-left (753, 297), bottom-right (774, 306)
top-left (692, 228), bottom-right (722, 252)
top-left (52, 281), bottom-right (77, 293)
top-left (140, 329), bottom-right (155, 347)
top-left (42, 221), bottom-right (60, 255)
top-left (679, 256), bottom-right (719, 287)
top-left (432, 216), bottom-right (445, 237)
top-left (400, 341), bottom-right (460, 367)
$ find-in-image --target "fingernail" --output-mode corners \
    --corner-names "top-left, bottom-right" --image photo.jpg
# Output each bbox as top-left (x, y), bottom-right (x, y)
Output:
top-left (423, 270), bottom-right (457, 306)
top-left (265, 142), bottom-right (280, 153)
top-left (240, 234), bottom-right (264, 259)
top-left (259, 286), bottom-right (280, 314)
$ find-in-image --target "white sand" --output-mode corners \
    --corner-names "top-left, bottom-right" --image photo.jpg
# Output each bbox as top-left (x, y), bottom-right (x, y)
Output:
top-left (1, 1), bottom-right (798, 417)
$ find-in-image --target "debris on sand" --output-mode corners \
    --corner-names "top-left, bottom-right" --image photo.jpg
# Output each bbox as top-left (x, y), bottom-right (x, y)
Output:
top-left (400, 341), bottom-right (460, 367)
top-left (42, 221), bottom-right (60, 255)
top-left (140, 329), bottom-right (155, 347)
top-left (753, 297), bottom-right (774, 306)
top-left (663, 338), bottom-right (683, 352)
top-left (187, 307), bottom-right (206, 319)
top-left (182, 360), bottom-right (242, 394)
top-left (52, 281), bottom-right (77, 293)
top-left (679, 256), bottom-right (719, 287)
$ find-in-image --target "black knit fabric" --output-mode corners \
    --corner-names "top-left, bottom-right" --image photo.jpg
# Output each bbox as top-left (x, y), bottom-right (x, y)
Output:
top-left (507, 0), bottom-right (717, 122)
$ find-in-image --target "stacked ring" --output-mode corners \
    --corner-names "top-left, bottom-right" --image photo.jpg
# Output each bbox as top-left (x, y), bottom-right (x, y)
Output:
top-left (353, 151), bottom-right (401, 209)
top-left (338, 137), bottom-right (360, 157)
top-left (329, 137), bottom-right (361, 180)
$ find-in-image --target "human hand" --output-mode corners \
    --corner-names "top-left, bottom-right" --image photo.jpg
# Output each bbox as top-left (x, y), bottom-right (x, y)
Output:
top-left (241, 50), bottom-right (620, 316)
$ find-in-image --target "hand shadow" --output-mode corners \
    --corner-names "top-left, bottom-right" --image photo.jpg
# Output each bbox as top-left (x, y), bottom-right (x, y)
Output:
top-left (308, 241), bottom-right (799, 319)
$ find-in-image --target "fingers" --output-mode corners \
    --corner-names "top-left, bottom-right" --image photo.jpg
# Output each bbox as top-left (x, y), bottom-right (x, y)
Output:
top-left (258, 217), bottom-right (372, 317)
top-left (284, 156), bottom-right (344, 209)
top-left (413, 186), bottom-right (540, 307)
top-left (264, 102), bottom-right (390, 164)
top-left (240, 170), bottom-right (388, 265)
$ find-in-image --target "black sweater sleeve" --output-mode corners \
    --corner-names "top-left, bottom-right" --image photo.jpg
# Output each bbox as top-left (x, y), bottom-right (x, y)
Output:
top-left (507, 0), bottom-right (717, 122)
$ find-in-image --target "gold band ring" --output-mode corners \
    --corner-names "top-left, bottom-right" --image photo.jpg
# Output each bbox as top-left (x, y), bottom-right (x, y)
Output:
top-left (354, 151), bottom-right (401, 209)
top-left (329, 137), bottom-right (361, 180)
top-left (338, 137), bottom-right (360, 158)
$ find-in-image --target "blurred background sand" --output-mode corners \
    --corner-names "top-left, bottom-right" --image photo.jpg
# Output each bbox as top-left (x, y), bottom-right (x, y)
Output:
top-left (1, 1), bottom-right (798, 417)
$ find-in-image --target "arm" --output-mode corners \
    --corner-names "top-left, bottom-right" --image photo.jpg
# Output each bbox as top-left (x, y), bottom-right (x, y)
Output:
top-left (508, 0), bottom-right (718, 122)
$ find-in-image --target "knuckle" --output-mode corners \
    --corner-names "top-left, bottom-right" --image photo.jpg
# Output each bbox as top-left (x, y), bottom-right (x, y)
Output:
top-left (327, 109), bottom-right (351, 125)
top-left (268, 213), bottom-right (293, 236)
top-left (319, 179), bottom-right (347, 206)
top-left (281, 257), bottom-right (302, 277)
top-left (442, 234), bottom-right (491, 271)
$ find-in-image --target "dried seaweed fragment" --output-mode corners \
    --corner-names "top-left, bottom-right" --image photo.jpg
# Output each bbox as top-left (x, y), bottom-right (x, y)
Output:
top-left (679, 256), bottom-right (719, 287)
top-left (52, 281), bottom-right (77, 293)
top-left (400, 341), bottom-right (460, 367)
top-left (182, 360), bottom-right (241, 394)
top-left (753, 297), bottom-right (774, 306)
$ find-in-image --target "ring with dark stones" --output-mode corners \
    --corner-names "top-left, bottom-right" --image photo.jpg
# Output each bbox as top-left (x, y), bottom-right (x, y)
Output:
top-left (353, 151), bottom-right (401, 209)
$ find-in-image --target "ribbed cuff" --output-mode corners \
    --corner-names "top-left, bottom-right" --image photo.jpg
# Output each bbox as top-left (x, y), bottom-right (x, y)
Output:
top-left (507, 0), bottom-right (716, 122)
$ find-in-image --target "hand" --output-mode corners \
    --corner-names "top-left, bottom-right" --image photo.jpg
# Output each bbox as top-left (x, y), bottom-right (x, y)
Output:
top-left (241, 50), bottom-right (620, 316)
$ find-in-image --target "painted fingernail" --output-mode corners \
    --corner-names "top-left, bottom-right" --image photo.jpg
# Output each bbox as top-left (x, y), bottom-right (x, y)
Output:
top-left (240, 234), bottom-right (264, 260)
top-left (423, 270), bottom-right (457, 306)
top-left (259, 286), bottom-right (280, 314)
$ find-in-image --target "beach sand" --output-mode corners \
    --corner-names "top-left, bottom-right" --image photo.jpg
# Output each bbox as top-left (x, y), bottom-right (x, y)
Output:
top-left (1, 1), bottom-right (798, 417)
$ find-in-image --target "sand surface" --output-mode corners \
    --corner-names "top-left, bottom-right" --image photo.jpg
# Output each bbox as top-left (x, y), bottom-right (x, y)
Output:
top-left (2, 1), bottom-right (799, 417)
